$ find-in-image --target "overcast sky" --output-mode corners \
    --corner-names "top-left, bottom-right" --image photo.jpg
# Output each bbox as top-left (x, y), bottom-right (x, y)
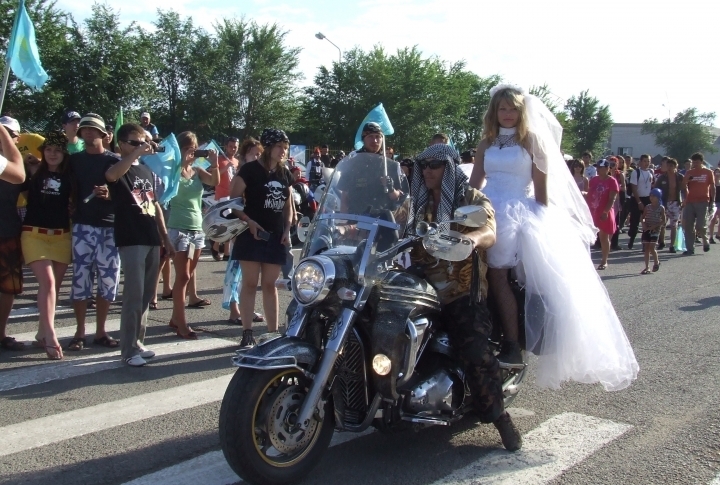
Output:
top-left (56, 0), bottom-right (718, 125)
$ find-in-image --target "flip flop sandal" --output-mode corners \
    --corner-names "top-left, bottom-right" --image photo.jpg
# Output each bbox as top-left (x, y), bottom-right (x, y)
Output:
top-left (0, 336), bottom-right (25, 351)
top-left (66, 337), bottom-right (86, 351)
top-left (176, 329), bottom-right (198, 340)
top-left (596, 264), bottom-right (607, 270)
top-left (253, 313), bottom-right (265, 322)
top-left (652, 263), bottom-right (660, 272)
top-left (641, 269), bottom-right (651, 275)
top-left (187, 299), bottom-right (211, 308)
top-left (149, 302), bottom-right (158, 310)
top-left (227, 318), bottom-right (242, 325)
top-left (93, 336), bottom-right (119, 348)
top-left (160, 293), bottom-right (173, 300)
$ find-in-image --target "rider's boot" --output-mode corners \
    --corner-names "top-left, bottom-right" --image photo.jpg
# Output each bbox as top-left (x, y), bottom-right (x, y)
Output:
top-left (493, 411), bottom-right (522, 451)
top-left (497, 340), bottom-right (523, 368)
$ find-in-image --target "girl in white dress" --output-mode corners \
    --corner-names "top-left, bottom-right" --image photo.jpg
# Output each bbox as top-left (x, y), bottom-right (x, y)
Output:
top-left (469, 84), bottom-right (639, 391)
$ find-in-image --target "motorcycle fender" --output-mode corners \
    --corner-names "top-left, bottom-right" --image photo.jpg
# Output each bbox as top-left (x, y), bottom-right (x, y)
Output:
top-left (231, 336), bottom-right (320, 371)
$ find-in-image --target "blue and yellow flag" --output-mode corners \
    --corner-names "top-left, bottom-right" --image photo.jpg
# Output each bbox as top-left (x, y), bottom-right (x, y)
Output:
top-left (354, 103), bottom-right (394, 150)
top-left (6, 0), bottom-right (48, 91)
top-left (140, 134), bottom-right (182, 206)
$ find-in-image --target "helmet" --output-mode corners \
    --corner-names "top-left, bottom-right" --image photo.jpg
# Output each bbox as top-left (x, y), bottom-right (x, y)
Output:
top-left (202, 197), bottom-right (248, 243)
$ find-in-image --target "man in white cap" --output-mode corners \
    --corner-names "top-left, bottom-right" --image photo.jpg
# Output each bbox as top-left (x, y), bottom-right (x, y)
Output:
top-left (66, 113), bottom-right (122, 352)
top-left (139, 112), bottom-right (159, 141)
top-left (61, 110), bottom-right (84, 154)
top-left (0, 116), bottom-right (24, 184)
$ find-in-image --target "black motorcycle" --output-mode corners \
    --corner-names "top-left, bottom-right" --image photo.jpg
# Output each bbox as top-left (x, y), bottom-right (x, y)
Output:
top-left (218, 153), bottom-right (527, 485)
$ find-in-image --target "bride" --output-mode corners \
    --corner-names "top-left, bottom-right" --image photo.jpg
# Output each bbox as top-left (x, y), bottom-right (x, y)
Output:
top-left (469, 84), bottom-right (639, 391)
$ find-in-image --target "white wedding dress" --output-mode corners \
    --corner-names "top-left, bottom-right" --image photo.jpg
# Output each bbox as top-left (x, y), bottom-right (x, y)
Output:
top-left (482, 127), bottom-right (639, 391)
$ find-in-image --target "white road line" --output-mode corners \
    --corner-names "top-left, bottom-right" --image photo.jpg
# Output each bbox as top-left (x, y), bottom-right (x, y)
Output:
top-left (0, 337), bottom-right (237, 393)
top-left (0, 374), bottom-right (233, 458)
top-left (13, 319), bottom-right (122, 342)
top-left (431, 412), bottom-right (632, 485)
top-left (9, 305), bottom-right (74, 319)
top-left (123, 408), bottom-right (535, 485)
top-left (710, 472), bottom-right (720, 485)
top-left (121, 429), bottom-right (376, 485)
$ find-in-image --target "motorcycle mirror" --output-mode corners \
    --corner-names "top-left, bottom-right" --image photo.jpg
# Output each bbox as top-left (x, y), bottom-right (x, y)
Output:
top-left (422, 230), bottom-right (474, 262)
top-left (297, 216), bottom-right (311, 243)
top-left (453, 206), bottom-right (488, 228)
top-left (415, 221), bottom-right (438, 237)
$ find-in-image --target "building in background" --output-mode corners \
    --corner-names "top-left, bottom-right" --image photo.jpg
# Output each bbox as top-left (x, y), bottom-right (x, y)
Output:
top-left (609, 123), bottom-right (720, 163)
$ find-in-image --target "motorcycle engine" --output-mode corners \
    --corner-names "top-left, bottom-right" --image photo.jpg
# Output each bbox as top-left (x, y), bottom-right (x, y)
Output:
top-left (403, 368), bottom-right (464, 414)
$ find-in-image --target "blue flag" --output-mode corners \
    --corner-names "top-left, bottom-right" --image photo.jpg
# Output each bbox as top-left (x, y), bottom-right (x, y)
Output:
top-left (6, 0), bottom-right (48, 91)
top-left (354, 103), bottom-right (394, 150)
top-left (140, 134), bottom-right (182, 206)
top-left (193, 139), bottom-right (224, 170)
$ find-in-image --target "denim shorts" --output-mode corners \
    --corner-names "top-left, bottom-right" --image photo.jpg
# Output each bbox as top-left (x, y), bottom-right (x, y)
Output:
top-left (168, 228), bottom-right (206, 253)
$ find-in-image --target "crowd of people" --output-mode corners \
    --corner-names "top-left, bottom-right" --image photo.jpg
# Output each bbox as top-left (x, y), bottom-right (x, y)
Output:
top-left (572, 149), bottom-right (719, 274)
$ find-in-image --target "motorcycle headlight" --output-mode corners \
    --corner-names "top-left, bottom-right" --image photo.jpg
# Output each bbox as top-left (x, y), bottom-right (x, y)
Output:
top-left (292, 256), bottom-right (335, 305)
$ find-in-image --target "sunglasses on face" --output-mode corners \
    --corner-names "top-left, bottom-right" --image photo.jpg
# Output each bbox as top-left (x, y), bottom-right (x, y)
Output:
top-left (418, 160), bottom-right (445, 170)
top-left (121, 139), bottom-right (146, 147)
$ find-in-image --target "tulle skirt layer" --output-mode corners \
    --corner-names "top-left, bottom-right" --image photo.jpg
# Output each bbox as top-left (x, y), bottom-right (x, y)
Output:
top-left (492, 197), bottom-right (639, 391)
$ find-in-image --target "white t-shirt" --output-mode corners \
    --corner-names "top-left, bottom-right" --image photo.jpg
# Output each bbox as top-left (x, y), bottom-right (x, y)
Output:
top-left (0, 154), bottom-right (7, 175)
top-left (585, 166), bottom-right (597, 178)
top-left (630, 168), bottom-right (653, 197)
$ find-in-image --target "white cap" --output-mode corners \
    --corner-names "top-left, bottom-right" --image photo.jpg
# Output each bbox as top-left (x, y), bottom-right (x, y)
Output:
top-left (140, 112), bottom-right (150, 119)
top-left (0, 116), bottom-right (20, 134)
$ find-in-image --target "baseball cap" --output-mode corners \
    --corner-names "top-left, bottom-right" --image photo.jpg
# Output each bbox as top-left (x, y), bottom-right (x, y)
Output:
top-left (78, 113), bottom-right (108, 136)
top-left (140, 112), bottom-right (150, 119)
top-left (650, 188), bottom-right (663, 200)
top-left (0, 116), bottom-right (20, 135)
top-left (595, 159), bottom-right (610, 168)
top-left (361, 122), bottom-right (382, 138)
top-left (61, 111), bottom-right (81, 124)
top-left (460, 150), bottom-right (474, 161)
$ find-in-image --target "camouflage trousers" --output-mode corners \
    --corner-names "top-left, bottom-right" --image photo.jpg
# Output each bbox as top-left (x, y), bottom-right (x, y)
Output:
top-left (443, 296), bottom-right (504, 423)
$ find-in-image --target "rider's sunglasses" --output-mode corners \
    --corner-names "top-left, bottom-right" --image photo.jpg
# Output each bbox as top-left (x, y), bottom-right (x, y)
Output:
top-left (418, 160), bottom-right (445, 170)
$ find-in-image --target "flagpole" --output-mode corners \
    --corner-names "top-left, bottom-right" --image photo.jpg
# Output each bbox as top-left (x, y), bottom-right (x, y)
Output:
top-left (0, 0), bottom-right (23, 114)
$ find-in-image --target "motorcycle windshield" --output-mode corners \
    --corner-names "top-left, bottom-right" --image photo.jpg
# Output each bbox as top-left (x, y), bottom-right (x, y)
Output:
top-left (301, 153), bottom-right (411, 266)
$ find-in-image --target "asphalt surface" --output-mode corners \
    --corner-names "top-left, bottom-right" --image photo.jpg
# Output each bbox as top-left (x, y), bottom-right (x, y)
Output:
top-left (1, 233), bottom-right (719, 485)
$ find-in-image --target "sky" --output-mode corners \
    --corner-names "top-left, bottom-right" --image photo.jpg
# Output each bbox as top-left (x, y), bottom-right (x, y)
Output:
top-left (55, 0), bottom-right (719, 125)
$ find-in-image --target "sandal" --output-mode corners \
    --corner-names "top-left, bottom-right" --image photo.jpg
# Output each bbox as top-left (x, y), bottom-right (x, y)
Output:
top-left (211, 246), bottom-right (222, 261)
top-left (227, 318), bottom-right (241, 325)
top-left (0, 336), bottom-right (25, 351)
top-left (40, 337), bottom-right (63, 360)
top-left (93, 335), bottom-right (119, 348)
top-left (596, 264), bottom-right (607, 270)
top-left (160, 293), bottom-right (173, 300)
top-left (149, 302), bottom-right (158, 310)
top-left (641, 269), bottom-right (651, 275)
top-left (66, 337), bottom-right (86, 351)
top-left (652, 262), bottom-right (660, 272)
top-left (253, 313), bottom-right (265, 323)
top-left (187, 298), bottom-right (211, 308)
top-left (176, 328), bottom-right (198, 340)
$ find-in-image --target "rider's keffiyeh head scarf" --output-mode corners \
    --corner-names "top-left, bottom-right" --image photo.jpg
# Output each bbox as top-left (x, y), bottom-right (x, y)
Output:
top-left (409, 144), bottom-right (468, 233)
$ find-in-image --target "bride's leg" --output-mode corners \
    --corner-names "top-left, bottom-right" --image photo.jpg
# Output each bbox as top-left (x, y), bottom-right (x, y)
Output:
top-left (488, 267), bottom-right (519, 343)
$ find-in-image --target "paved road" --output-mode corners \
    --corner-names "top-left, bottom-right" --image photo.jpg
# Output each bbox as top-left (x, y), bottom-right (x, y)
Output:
top-left (1, 234), bottom-right (719, 485)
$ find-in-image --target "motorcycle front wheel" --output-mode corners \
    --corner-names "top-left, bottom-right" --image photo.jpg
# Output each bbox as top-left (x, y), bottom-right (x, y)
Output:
top-left (219, 367), bottom-right (335, 485)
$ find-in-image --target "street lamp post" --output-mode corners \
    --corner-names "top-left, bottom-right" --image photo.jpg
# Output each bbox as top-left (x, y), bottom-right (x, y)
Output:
top-left (315, 32), bottom-right (342, 63)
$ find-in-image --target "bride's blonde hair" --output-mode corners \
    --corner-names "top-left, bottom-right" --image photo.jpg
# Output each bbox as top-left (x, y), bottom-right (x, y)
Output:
top-left (482, 88), bottom-right (529, 145)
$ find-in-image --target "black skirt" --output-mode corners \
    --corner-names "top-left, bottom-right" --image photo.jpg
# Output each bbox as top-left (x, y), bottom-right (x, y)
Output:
top-left (232, 230), bottom-right (287, 265)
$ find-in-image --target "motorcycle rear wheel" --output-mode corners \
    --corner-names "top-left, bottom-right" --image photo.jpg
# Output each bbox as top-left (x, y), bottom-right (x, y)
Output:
top-left (219, 367), bottom-right (335, 485)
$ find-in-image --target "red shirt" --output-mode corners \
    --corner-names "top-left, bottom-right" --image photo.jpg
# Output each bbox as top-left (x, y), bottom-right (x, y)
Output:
top-left (215, 155), bottom-right (238, 200)
top-left (684, 168), bottom-right (714, 203)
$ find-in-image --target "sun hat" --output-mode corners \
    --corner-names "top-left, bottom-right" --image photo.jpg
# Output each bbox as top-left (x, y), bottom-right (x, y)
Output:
top-left (78, 113), bottom-right (108, 136)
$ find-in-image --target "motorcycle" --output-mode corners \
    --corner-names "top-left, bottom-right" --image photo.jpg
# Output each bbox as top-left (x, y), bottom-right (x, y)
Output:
top-left (218, 153), bottom-right (527, 485)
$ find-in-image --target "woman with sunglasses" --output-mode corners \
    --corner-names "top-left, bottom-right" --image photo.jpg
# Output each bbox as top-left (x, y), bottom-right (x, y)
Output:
top-left (569, 159), bottom-right (588, 193)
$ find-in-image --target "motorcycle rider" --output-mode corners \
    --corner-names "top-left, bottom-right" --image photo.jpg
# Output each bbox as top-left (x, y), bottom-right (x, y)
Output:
top-left (290, 166), bottom-right (317, 220)
top-left (306, 147), bottom-right (324, 191)
top-left (336, 122), bottom-right (405, 214)
top-left (408, 143), bottom-right (522, 451)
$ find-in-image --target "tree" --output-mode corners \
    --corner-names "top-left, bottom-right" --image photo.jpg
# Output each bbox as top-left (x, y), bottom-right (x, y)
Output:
top-left (642, 108), bottom-right (717, 161)
top-left (563, 90), bottom-right (613, 158)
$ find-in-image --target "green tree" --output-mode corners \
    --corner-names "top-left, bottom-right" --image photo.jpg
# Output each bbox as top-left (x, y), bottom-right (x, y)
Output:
top-left (563, 90), bottom-right (613, 158)
top-left (642, 108), bottom-right (717, 161)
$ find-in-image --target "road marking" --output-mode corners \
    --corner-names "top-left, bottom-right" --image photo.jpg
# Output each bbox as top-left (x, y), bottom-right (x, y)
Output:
top-left (122, 407), bottom-right (533, 485)
top-left (0, 337), bottom-right (237, 393)
top-left (9, 305), bottom-right (74, 319)
top-left (121, 429), bottom-right (375, 485)
top-left (0, 374), bottom-right (234, 458)
top-left (13, 319), bottom-right (122, 342)
top-left (430, 412), bottom-right (632, 485)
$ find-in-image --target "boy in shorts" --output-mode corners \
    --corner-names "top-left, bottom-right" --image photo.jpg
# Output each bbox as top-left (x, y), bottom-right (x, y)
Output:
top-left (641, 189), bottom-right (665, 274)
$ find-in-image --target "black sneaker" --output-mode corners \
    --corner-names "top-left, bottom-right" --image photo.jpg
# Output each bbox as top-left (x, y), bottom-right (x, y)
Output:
top-left (627, 240), bottom-right (634, 250)
top-left (657, 242), bottom-right (665, 250)
top-left (493, 412), bottom-right (522, 451)
top-left (668, 246), bottom-right (676, 253)
top-left (240, 329), bottom-right (256, 349)
top-left (497, 341), bottom-right (523, 369)
top-left (710, 239), bottom-right (716, 245)
top-left (683, 251), bottom-right (694, 256)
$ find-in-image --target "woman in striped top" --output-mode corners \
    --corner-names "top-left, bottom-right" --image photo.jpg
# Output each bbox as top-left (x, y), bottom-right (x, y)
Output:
top-left (641, 188), bottom-right (665, 274)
